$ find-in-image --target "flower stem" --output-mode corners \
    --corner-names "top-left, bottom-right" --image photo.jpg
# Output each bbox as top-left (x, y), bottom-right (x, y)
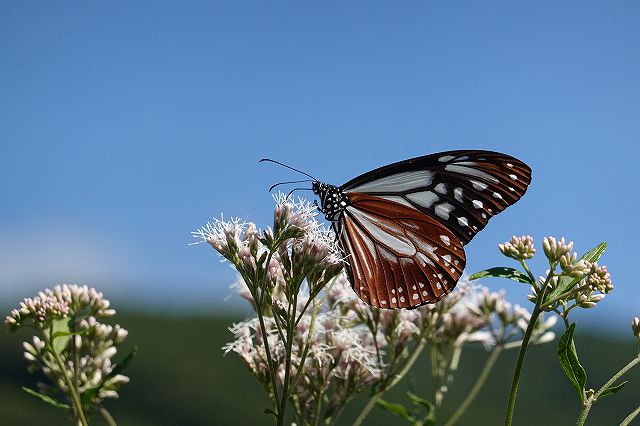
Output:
top-left (255, 305), bottom-right (281, 410)
top-left (277, 291), bottom-right (298, 426)
top-left (352, 338), bottom-right (427, 426)
top-left (48, 341), bottom-right (88, 426)
top-left (100, 406), bottom-right (117, 426)
top-left (621, 403), bottom-right (640, 426)
top-left (504, 275), bottom-right (549, 426)
top-left (576, 353), bottom-right (640, 426)
top-left (444, 346), bottom-right (502, 426)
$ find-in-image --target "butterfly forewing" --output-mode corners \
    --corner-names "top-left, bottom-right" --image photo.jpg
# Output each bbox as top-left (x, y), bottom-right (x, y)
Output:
top-left (341, 150), bottom-right (531, 245)
top-left (337, 193), bottom-right (466, 309)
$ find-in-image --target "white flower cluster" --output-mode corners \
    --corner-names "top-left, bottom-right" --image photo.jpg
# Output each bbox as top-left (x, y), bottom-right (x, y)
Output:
top-left (6, 284), bottom-right (130, 413)
top-left (6, 284), bottom-right (115, 330)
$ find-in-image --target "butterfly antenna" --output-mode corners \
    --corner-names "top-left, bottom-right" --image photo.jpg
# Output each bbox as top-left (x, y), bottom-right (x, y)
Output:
top-left (268, 179), bottom-right (314, 192)
top-left (259, 158), bottom-right (318, 180)
top-left (287, 187), bottom-right (313, 198)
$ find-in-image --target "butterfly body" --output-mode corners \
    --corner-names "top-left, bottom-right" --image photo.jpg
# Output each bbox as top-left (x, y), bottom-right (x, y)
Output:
top-left (309, 150), bottom-right (531, 309)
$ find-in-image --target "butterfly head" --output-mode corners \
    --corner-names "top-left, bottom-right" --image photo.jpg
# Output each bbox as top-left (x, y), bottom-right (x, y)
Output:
top-left (312, 181), bottom-right (349, 222)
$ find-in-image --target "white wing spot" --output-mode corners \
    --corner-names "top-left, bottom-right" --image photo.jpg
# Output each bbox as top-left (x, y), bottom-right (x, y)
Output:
top-left (482, 212), bottom-right (487, 219)
top-left (506, 163), bottom-right (514, 168)
top-left (488, 208), bottom-right (493, 213)
top-left (454, 260), bottom-right (459, 265)
top-left (439, 155), bottom-right (455, 162)
top-left (398, 288), bottom-right (403, 293)
top-left (412, 293), bottom-right (418, 300)
top-left (451, 268), bottom-right (456, 273)
top-left (391, 289), bottom-right (396, 294)
top-left (419, 282), bottom-right (425, 288)
top-left (458, 216), bottom-right (469, 227)
top-left (400, 296), bottom-right (406, 303)
top-left (471, 180), bottom-right (488, 191)
top-left (493, 192), bottom-right (503, 200)
top-left (439, 235), bottom-right (451, 246)
top-left (442, 254), bottom-right (452, 264)
top-left (454, 187), bottom-right (464, 202)
top-left (406, 191), bottom-right (439, 209)
top-left (436, 282), bottom-right (442, 290)
top-left (435, 203), bottom-right (454, 220)
top-left (437, 273), bottom-right (443, 279)
top-left (472, 200), bottom-right (483, 209)
top-left (381, 300), bottom-right (387, 305)
top-left (435, 183), bottom-right (447, 194)
top-left (509, 187), bottom-right (515, 192)
top-left (392, 297), bottom-right (397, 303)
top-left (509, 174), bottom-right (518, 181)
top-left (422, 291), bottom-right (428, 296)
top-left (412, 285), bottom-right (417, 290)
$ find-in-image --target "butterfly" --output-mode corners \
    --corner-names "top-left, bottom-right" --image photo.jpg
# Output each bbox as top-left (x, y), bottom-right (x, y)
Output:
top-left (264, 150), bottom-right (531, 309)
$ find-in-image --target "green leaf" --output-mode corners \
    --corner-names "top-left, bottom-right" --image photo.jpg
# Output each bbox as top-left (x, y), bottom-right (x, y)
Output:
top-left (546, 242), bottom-right (607, 302)
top-left (469, 267), bottom-right (532, 284)
top-left (80, 386), bottom-right (100, 406)
top-left (376, 399), bottom-right (416, 423)
top-left (22, 387), bottom-right (70, 410)
top-left (50, 318), bottom-right (70, 355)
top-left (406, 391), bottom-right (433, 411)
top-left (600, 381), bottom-right (627, 398)
top-left (107, 346), bottom-right (138, 379)
top-left (557, 322), bottom-right (587, 401)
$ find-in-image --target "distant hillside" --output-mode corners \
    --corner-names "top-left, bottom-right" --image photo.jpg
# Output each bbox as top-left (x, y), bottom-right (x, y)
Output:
top-left (1, 312), bottom-right (638, 425)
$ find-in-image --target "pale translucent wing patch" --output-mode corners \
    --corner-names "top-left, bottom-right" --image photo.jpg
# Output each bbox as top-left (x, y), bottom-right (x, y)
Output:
top-left (338, 193), bottom-right (466, 309)
top-left (341, 150), bottom-right (531, 245)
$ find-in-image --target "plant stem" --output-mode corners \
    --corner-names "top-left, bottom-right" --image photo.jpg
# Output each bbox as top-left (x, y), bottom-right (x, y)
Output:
top-left (352, 338), bottom-right (427, 426)
top-left (256, 306), bottom-right (281, 410)
top-left (277, 291), bottom-right (298, 426)
top-left (100, 406), bottom-right (117, 426)
top-left (48, 341), bottom-right (88, 426)
top-left (621, 403), bottom-right (640, 426)
top-left (576, 354), bottom-right (640, 426)
top-left (504, 276), bottom-right (549, 425)
top-left (444, 346), bottom-right (502, 426)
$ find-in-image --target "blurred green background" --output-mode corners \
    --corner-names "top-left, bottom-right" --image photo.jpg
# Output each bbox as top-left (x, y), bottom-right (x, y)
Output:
top-left (2, 311), bottom-right (639, 425)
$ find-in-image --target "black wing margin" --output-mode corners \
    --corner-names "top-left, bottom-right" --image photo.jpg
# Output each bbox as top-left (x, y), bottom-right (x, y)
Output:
top-left (340, 150), bottom-right (531, 245)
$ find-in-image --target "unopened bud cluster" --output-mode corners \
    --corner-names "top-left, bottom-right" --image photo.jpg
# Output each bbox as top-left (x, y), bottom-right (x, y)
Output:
top-left (6, 284), bottom-right (114, 331)
top-left (497, 236), bottom-right (613, 317)
top-left (499, 236), bottom-right (536, 260)
top-left (6, 285), bottom-right (130, 412)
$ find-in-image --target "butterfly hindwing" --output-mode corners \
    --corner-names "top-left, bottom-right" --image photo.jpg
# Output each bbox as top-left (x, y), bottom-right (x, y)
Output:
top-left (341, 150), bottom-right (531, 245)
top-left (336, 192), bottom-right (466, 309)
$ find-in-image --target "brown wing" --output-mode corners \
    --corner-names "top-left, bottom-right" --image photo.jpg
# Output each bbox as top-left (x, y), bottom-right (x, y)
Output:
top-left (336, 192), bottom-right (466, 309)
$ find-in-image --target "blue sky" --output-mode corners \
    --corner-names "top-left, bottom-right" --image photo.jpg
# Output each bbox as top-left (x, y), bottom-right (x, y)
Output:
top-left (1, 2), bottom-right (638, 328)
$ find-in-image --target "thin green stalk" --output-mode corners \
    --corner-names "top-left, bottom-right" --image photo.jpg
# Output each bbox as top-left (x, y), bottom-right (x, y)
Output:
top-left (621, 404), bottom-right (640, 426)
top-left (277, 291), bottom-right (299, 426)
top-left (100, 406), bottom-right (117, 426)
top-left (48, 340), bottom-right (88, 426)
top-left (505, 270), bottom-right (551, 426)
top-left (444, 346), bottom-right (503, 426)
top-left (541, 286), bottom-right (584, 311)
top-left (288, 296), bottom-right (320, 396)
top-left (577, 354), bottom-right (640, 426)
top-left (352, 338), bottom-right (428, 426)
top-left (255, 305), bottom-right (281, 409)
